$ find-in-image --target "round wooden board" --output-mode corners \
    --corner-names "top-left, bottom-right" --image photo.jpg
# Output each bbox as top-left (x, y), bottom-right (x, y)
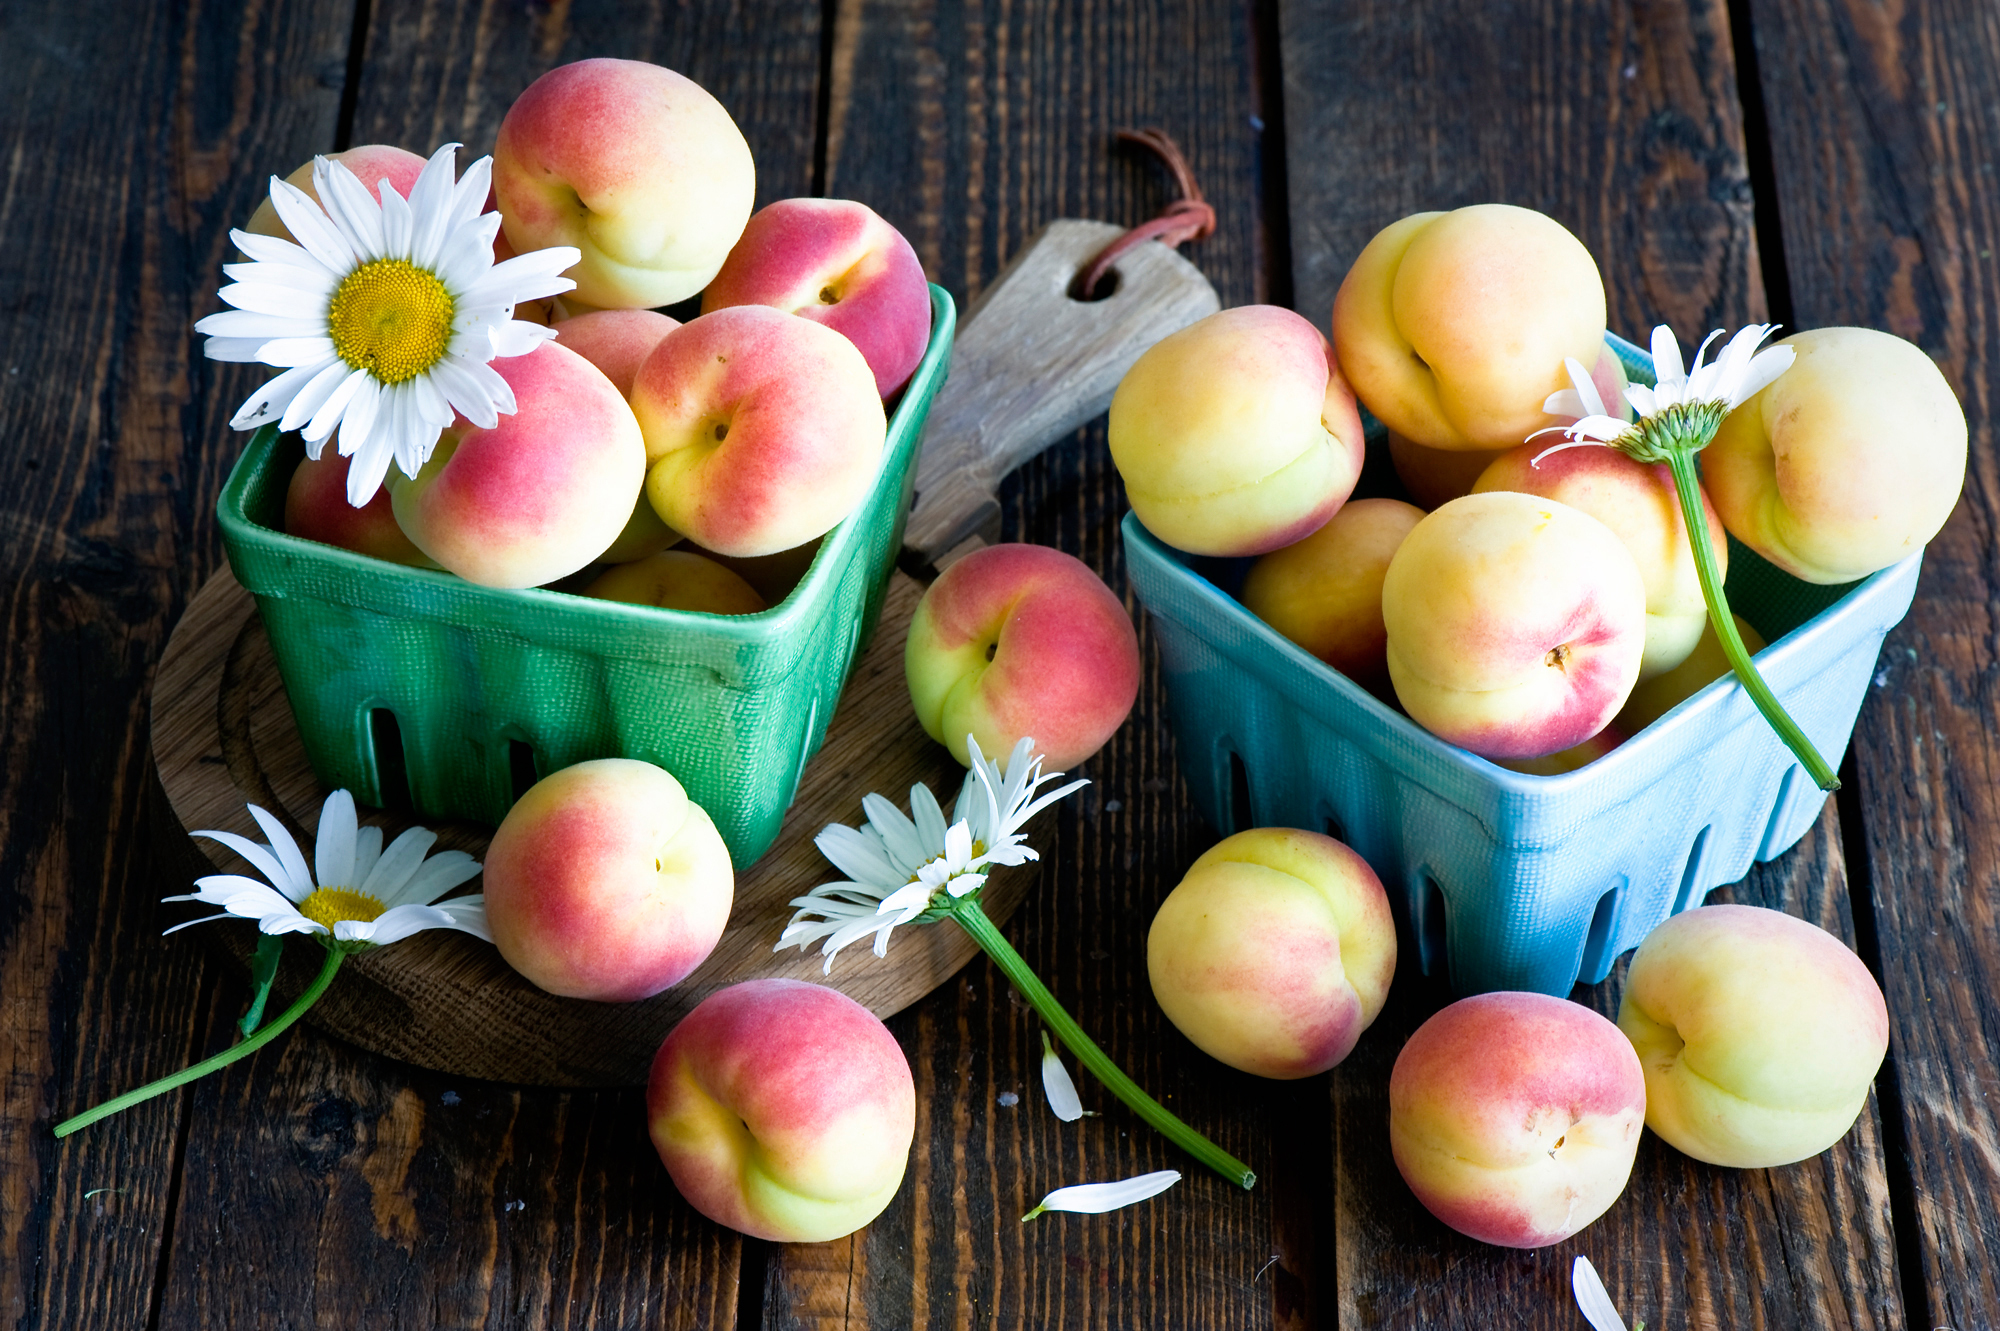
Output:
top-left (149, 567), bottom-right (1035, 1087)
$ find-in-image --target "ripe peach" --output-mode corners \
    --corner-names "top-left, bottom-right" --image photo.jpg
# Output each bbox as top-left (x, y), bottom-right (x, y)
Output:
top-left (1616, 614), bottom-right (1767, 734)
top-left (484, 759), bottom-right (734, 1002)
top-left (631, 306), bottom-right (886, 559)
top-left (1381, 492), bottom-right (1647, 759)
top-left (1619, 905), bottom-right (1888, 1168)
top-left (648, 979), bottom-right (915, 1242)
top-left (1473, 441), bottom-right (1727, 679)
top-left (1147, 828), bottom-right (1396, 1078)
top-left (552, 308), bottom-right (685, 563)
top-left (1108, 305), bottom-right (1367, 556)
top-left (388, 340), bottom-right (646, 588)
top-left (702, 198), bottom-right (933, 398)
top-left (904, 543), bottom-right (1141, 769)
top-left (493, 58), bottom-right (756, 309)
top-left (1704, 327), bottom-right (1967, 584)
top-left (284, 449), bottom-right (437, 568)
top-left (1390, 992), bottom-right (1646, 1248)
top-left (1332, 205), bottom-right (1607, 451)
top-left (1239, 497), bottom-right (1425, 695)
top-left (582, 550), bottom-right (768, 615)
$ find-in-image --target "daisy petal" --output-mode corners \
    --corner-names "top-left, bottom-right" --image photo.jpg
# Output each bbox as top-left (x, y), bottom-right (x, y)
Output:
top-left (1648, 325), bottom-right (1684, 391)
top-left (189, 829), bottom-right (292, 899)
top-left (315, 155), bottom-right (388, 259)
top-left (1041, 1032), bottom-right (1087, 1121)
top-left (405, 143), bottom-right (461, 268)
top-left (249, 336), bottom-right (342, 369)
top-left (487, 320), bottom-right (556, 358)
top-left (277, 359), bottom-right (356, 434)
top-left (205, 336), bottom-right (288, 364)
top-left (378, 180), bottom-right (416, 262)
top-left (911, 784), bottom-right (950, 855)
top-left (428, 355), bottom-right (502, 428)
top-left (230, 228), bottom-right (333, 274)
top-left (227, 360), bottom-right (332, 431)
top-left (314, 789), bottom-right (359, 892)
top-left (361, 825), bottom-right (440, 904)
top-left (863, 794), bottom-right (929, 870)
top-left (352, 824), bottom-right (385, 884)
top-left (1572, 1257), bottom-right (1629, 1331)
top-left (1731, 344), bottom-right (1795, 405)
top-left (399, 849), bottom-right (482, 904)
top-left (303, 367), bottom-right (368, 444)
top-left (1022, 1171), bottom-right (1181, 1221)
top-left (246, 803), bottom-right (315, 898)
top-left (218, 279), bottom-right (332, 316)
top-left (194, 309), bottom-right (318, 340)
top-left (448, 154), bottom-right (494, 231)
top-left (339, 902), bottom-right (455, 945)
top-left (269, 177), bottom-right (359, 273)
top-left (430, 896), bottom-right (492, 942)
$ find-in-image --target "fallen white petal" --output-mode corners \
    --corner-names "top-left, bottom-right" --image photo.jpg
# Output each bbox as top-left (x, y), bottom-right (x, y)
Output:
top-left (1572, 1256), bottom-right (1629, 1331)
top-left (1022, 1170), bottom-right (1180, 1221)
top-left (1040, 1032), bottom-right (1086, 1122)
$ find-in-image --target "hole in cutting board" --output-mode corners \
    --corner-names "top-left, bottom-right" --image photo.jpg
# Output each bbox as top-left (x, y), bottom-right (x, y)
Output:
top-left (1067, 265), bottom-right (1123, 302)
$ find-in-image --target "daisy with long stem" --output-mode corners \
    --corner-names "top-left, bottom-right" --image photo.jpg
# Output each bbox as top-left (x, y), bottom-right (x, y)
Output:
top-left (1535, 324), bottom-right (1837, 791)
top-left (54, 791), bottom-right (488, 1138)
top-left (198, 143), bottom-right (580, 506)
top-left (777, 737), bottom-right (1258, 1191)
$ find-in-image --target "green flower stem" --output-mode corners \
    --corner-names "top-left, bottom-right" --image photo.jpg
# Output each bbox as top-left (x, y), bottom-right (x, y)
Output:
top-left (240, 933), bottom-right (285, 1036)
top-left (947, 895), bottom-right (1257, 1190)
top-left (54, 945), bottom-right (344, 1139)
top-left (1663, 448), bottom-right (1840, 791)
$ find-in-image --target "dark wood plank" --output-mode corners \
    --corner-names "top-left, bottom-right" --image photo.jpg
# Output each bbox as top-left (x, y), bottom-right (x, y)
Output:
top-left (1, 0), bottom-right (358, 1327)
top-left (1745, 0), bottom-right (2000, 1325)
top-left (146, 1), bottom-right (830, 1324)
top-left (349, 0), bottom-right (824, 205)
top-left (761, 2), bottom-right (1293, 1328)
top-left (1277, 0), bottom-right (1902, 1326)
top-left (151, 992), bottom-right (741, 1330)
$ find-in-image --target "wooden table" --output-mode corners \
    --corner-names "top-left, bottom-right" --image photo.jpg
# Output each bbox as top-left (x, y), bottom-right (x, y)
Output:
top-left (3, 0), bottom-right (1993, 1326)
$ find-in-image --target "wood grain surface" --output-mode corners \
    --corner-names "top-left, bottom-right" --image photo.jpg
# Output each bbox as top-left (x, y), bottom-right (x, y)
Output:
top-left (7, 0), bottom-right (1991, 1327)
top-left (1744, 3), bottom-right (2000, 1330)
top-left (0, 1), bottom-right (357, 1329)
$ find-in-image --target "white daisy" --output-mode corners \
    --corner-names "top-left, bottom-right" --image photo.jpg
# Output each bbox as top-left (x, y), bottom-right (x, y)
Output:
top-left (776, 735), bottom-right (1088, 970)
top-left (1532, 323), bottom-right (1795, 464)
top-left (197, 143), bottom-right (581, 506)
top-left (166, 789), bottom-right (488, 948)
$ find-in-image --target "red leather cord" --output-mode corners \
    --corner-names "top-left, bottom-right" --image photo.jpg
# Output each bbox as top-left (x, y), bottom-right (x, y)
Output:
top-left (1076, 129), bottom-right (1216, 299)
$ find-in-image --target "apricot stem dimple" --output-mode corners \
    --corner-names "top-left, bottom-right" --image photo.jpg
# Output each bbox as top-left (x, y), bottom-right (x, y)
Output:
top-left (1545, 643), bottom-right (1571, 672)
top-left (819, 285), bottom-right (840, 305)
top-left (713, 422), bottom-right (729, 442)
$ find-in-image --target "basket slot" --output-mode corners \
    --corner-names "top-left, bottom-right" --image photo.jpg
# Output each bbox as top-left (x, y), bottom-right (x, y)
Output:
top-left (1415, 873), bottom-right (1449, 978)
top-left (1578, 879), bottom-right (1627, 985)
top-left (1757, 765), bottom-right (1815, 862)
top-left (507, 738), bottom-right (539, 805)
top-left (369, 708), bottom-right (412, 811)
top-left (1226, 748), bottom-right (1253, 834)
top-left (1673, 826), bottom-right (1714, 916)
top-left (1322, 811), bottom-right (1347, 845)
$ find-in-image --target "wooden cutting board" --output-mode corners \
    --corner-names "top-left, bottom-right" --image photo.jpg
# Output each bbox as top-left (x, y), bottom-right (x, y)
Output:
top-left (149, 219), bottom-right (1219, 1087)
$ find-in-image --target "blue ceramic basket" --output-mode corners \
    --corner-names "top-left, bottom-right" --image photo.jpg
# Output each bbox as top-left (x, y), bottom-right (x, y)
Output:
top-left (1124, 332), bottom-right (1921, 996)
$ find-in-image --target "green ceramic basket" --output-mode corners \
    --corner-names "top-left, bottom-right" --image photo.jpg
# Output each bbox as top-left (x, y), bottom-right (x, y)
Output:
top-left (216, 285), bottom-right (956, 867)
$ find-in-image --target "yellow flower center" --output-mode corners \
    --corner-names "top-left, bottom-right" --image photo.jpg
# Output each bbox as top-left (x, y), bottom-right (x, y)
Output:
top-left (299, 886), bottom-right (388, 931)
top-left (326, 259), bottom-right (455, 384)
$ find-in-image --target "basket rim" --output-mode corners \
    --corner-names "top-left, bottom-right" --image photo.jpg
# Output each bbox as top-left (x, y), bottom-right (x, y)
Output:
top-left (216, 284), bottom-right (956, 656)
